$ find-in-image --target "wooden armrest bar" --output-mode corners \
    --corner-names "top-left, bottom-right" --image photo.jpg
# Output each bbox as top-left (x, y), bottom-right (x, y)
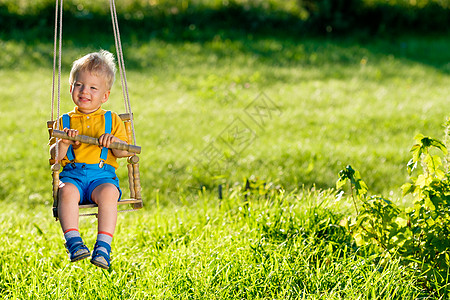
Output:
top-left (119, 113), bottom-right (132, 121)
top-left (52, 130), bottom-right (141, 154)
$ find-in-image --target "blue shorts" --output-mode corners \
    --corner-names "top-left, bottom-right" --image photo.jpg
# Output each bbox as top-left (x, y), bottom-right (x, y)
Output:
top-left (60, 163), bottom-right (122, 205)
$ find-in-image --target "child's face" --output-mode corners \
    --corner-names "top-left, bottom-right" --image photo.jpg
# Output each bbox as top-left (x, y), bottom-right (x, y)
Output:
top-left (70, 70), bottom-right (110, 114)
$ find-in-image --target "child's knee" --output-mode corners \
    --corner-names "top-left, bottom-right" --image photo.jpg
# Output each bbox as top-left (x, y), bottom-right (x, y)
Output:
top-left (92, 183), bottom-right (119, 202)
top-left (59, 182), bottom-right (80, 201)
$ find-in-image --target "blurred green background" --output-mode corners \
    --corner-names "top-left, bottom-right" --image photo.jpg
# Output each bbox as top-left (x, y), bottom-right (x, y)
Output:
top-left (1, 0), bottom-right (449, 40)
top-left (0, 1), bottom-right (449, 298)
top-left (0, 0), bottom-right (449, 205)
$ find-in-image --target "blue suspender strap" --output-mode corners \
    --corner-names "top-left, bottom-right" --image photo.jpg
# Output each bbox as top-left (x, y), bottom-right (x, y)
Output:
top-left (62, 114), bottom-right (76, 162)
top-left (99, 111), bottom-right (112, 168)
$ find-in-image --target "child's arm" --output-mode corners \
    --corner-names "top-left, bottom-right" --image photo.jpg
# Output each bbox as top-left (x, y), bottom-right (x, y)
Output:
top-left (98, 133), bottom-right (132, 158)
top-left (50, 128), bottom-right (81, 161)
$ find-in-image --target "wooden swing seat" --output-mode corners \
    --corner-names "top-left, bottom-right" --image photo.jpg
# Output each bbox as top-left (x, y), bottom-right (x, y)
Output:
top-left (79, 198), bottom-right (142, 209)
top-left (48, 113), bottom-right (143, 220)
top-left (49, 0), bottom-right (143, 219)
top-left (77, 199), bottom-right (143, 218)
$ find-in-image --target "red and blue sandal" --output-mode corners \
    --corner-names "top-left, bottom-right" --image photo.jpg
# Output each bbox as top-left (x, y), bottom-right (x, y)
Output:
top-left (90, 241), bottom-right (111, 269)
top-left (65, 237), bottom-right (90, 262)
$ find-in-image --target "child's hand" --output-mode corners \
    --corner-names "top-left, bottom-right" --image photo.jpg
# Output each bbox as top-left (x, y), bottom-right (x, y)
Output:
top-left (98, 133), bottom-right (123, 149)
top-left (98, 134), bottom-right (131, 158)
top-left (61, 128), bottom-right (81, 146)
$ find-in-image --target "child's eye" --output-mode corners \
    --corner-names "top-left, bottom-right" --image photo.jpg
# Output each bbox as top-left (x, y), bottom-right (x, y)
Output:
top-left (91, 87), bottom-right (97, 90)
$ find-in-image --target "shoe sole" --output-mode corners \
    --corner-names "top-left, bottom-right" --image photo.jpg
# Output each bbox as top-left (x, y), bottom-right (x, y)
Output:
top-left (71, 251), bottom-right (91, 262)
top-left (90, 258), bottom-right (109, 269)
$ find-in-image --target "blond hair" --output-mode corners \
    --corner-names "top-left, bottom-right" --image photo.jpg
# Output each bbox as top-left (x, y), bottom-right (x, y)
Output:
top-left (69, 50), bottom-right (116, 90)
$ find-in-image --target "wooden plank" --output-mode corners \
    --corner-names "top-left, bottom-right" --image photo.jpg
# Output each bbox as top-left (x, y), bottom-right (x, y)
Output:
top-left (79, 198), bottom-right (143, 209)
top-left (118, 113), bottom-right (132, 121)
top-left (52, 130), bottom-right (141, 154)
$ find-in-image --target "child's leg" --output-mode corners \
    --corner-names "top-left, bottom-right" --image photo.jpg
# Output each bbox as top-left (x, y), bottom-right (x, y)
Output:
top-left (58, 183), bottom-right (90, 262)
top-left (90, 183), bottom-right (119, 269)
top-left (58, 182), bottom-right (80, 232)
top-left (91, 183), bottom-right (119, 234)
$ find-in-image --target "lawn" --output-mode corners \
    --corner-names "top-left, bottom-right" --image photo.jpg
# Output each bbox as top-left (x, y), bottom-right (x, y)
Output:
top-left (0, 2), bottom-right (449, 297)
top-left (2, 33), bottom-right (449, 199)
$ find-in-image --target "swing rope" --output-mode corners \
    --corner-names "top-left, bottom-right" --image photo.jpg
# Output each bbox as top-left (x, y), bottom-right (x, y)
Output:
top-left (51, 0), bottom-right (64, 164)
top-left (109, 0), bottom-right (137, 146)
top-left (51, 0), bottom-right (58, 122)
top-left (49, 0), bottom-right (143, 219)
top-left (51, 0), bottom-right (137, 148)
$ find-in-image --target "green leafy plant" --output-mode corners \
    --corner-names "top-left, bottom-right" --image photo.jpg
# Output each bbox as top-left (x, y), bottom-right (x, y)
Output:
top-left (401, 133), bottom-right (450, 284)
top-left (337, 165), bottom-right (404, 255)
top-left (338, 119), bottom-right (450, 291)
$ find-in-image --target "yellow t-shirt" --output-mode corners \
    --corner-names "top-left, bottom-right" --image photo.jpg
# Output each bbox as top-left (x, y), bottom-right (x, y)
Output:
top-left (51, 107), bottom-right (128, 169)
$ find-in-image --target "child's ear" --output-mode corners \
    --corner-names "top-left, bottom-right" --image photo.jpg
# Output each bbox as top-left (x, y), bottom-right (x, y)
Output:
top-left (69, 85), bottom-right (73, 93)
top-left (102, 90), bottom-right (111, 103)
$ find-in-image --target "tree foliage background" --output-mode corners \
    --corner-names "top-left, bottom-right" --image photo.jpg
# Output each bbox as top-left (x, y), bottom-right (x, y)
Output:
top-left (0, 0), bottom-right (449, 41)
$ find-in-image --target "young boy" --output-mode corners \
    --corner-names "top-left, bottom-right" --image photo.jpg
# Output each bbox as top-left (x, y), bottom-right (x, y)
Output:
top-left (50, 50), bottom-right (131, 269)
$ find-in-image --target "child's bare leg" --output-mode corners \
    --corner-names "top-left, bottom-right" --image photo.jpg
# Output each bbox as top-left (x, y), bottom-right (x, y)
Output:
top-left (91, 183), bottom-right (119, 234)
top-left (58, 182), bottom-right (80, 232)
top-left (58, 183), bottom-right (90, 261)
top-left (90, 183), bottom-right (119, 269)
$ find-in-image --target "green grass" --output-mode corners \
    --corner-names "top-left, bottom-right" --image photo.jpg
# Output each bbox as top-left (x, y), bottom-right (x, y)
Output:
top-left (0, 23), bottom-right (450, 298)
top-left (3, 34), bottom-right (448, 196)
top-left (0, 191), bottom-right (428, 299)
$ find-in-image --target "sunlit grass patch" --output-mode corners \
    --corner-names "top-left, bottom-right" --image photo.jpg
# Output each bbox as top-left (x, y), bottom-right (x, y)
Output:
top-left (0, 189), bottom-right (426, 299)
top-left (0, 23), bottom-right (449, 298)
